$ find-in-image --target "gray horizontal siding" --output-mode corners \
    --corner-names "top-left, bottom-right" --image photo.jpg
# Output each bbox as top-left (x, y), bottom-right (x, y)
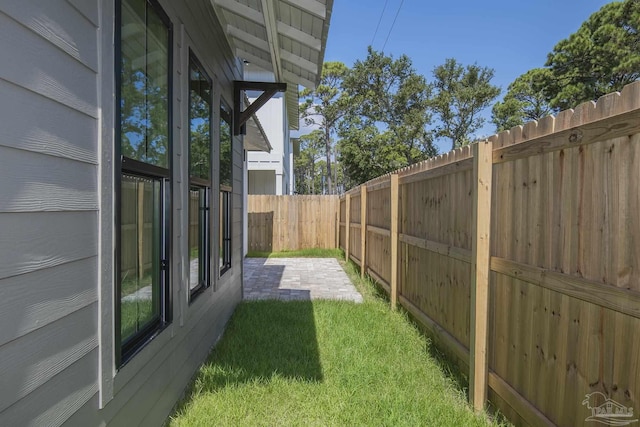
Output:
top-left (0, 303), bottom-right (98, 413)
top-left (0, 0), bottom-right (99, 425)
top-left (0, 211), bottom-right (97, 279)
top-left (0, 146), bottom-right (98, 212)
top-left (0, 348), bottom-right (98, 427)
top-left (1, 0), bottom-right (99, 72)
top-left (0, 9), bottom-right (98, 117)
top-left (0, 78), bottom-right (98, 163)
top-left (67, 0), bottom-right (100, 27)
top-left (0, 257), bottom-right (97, 345)
top-left (64, 281), bottom-right (241, 427)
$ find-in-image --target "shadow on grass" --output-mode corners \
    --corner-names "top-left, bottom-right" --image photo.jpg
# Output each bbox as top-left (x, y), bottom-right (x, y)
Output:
top-left (186, 300), bottom-right (323, 396)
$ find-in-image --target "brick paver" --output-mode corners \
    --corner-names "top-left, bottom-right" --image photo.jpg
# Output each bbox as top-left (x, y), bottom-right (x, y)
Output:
top-left (243, 258), bottom-right (363, 303)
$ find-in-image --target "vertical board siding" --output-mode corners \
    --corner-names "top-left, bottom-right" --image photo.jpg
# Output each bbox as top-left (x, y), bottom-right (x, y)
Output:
top-left (248, 195), bottom-right (339, 252)
top-left (338, 82), bottom-right (640, 427)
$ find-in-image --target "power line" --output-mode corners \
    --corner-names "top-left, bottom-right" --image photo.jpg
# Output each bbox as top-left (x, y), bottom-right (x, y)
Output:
top-left (370, 0), bottom-right (390, 47)
top-left (381, 0), bottom-right (405, 52)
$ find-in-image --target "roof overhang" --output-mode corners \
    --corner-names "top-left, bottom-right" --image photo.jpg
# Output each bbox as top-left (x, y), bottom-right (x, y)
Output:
top-left (244, 112), bottom-right (273, 152)
top-left (211, 0), bottom-right (333, 131)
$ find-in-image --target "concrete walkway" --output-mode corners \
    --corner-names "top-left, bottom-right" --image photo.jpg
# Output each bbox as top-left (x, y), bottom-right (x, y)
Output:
top-left (243, 258), bottom-right (363, 303)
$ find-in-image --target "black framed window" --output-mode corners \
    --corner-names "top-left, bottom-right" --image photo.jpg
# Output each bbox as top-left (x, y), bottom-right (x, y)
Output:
top-left (219, 102), bottom-right (232, 275)
top-left (188, 52), bottom-right (212, 300)
top-left (116, 0), bottom-right (172, 366)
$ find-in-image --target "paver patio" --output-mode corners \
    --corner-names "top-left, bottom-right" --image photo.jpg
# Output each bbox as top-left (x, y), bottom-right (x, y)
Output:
top-left (243, 258), bottom-right (363, 302)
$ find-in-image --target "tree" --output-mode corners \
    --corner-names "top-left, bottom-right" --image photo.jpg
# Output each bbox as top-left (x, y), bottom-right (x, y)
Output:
top-left (338, 47), bottom-right (436, 185)
top-left (491, 68), bottom-right (556, 132)
top-left (294, 130), bottom-right (325, 194)
top-left (431, 58), bottom-right (500, 150)
top-left (545, 0), bottom-right (640, 110)
top-left (300, 62), bottom-right (349, 195)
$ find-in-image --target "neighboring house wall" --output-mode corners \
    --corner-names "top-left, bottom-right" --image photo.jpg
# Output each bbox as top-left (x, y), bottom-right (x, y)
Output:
top-left (0, 0), bottom-right (244, 425)
top-left (248, 170), bottom-right (277, 194)
top-left (246, 93), bottom-right (293, 195)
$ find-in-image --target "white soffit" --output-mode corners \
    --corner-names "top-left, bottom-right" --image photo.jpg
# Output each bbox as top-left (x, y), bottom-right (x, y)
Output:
top-left (212, 0), bottom-right (333, 130)
top-left (244, 113), bottom-right (273, 152)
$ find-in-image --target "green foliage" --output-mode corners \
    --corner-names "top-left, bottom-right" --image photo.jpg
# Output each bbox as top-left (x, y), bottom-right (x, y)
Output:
top-left (431, 58), bottom-right (500, 150)
top-left (294, 130), bottom-right (325, 194)
top-left (339, 47), bottom-right (436, 186)
top-left (545, 0), bottom-right (640, 109)
top-left (491, 68), bottom-right (556, 132)
top-left (300, 62), bottom-right (350, 194)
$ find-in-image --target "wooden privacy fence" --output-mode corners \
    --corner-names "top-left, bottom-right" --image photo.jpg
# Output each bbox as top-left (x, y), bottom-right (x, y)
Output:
top-left (248, 195), bottom-right (339, 252)
top-left (339, 82), bottom-right (640, 427)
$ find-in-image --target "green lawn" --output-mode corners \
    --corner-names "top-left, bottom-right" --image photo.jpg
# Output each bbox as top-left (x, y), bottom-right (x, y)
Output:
top-left (246, 248), bottom-right (343, 258)
top-left (169, 255), bottom-right (507, 427)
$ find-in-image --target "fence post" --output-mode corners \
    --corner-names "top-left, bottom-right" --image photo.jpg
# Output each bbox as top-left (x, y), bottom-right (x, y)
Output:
top-left (390, 174), bottom-right (399, 310)
top-left (335, 198), bottom-right (340, 249)
top-left (470, 140), bottom-right (493, 412)
top-left (345, 194), bottom-right (351, 262)
top-left (360, 185), bottom-right (367, 278)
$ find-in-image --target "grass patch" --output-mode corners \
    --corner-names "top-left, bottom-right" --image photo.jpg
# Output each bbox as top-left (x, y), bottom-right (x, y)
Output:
top-left (246, 248), bottom-right (343, 259)
top-left (169, 254), bottom-right (508, 426)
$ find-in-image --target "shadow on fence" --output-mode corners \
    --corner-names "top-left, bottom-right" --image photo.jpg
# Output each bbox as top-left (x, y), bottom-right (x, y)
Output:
top-left (248, 212), bottom-right (274, 252)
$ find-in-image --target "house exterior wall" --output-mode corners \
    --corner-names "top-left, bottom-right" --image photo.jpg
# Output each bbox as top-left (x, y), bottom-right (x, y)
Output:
top-left (0, 0), bottom-right (245, 425)
top-left (246, 93), bottom-right (293, 195)
top-left (248, 170), bottom-right (277, 195)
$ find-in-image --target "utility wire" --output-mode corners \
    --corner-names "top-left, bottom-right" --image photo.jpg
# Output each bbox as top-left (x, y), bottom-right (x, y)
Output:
top-left (370, 0), bottom-right (390, 47)
top-left (381, 0), bottom-right (405, 52)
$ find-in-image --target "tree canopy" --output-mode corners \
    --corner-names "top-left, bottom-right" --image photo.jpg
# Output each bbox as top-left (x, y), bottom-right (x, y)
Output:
top-left (300, 61), bottom-right (349, 194)
top-left (545, 0), bottom-right (640, 110)
top-left (294, 130), bottom-right (325, 194)
top-left (338, 47), bottom-right (436, 184)
top-left (431, 58), bottom-right (500, 150)
top-left (491, 68), bottom-right (556, 132)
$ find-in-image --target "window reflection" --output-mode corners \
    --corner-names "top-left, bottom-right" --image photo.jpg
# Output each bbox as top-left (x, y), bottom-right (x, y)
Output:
top-left (219, 103), bottom-right (232, 274)
top-left (220, 103), bottom-right (232, 188)
top-left (189, 57), bottom-right (211, 180)
top-left (120, 174), bottom-right (161, 342)
top-left (188, 53), bottom-right (212, 296)
top-left (120, 0), bottom-right (170, 167)
top-left (188, 187), bottom-right (208, 290)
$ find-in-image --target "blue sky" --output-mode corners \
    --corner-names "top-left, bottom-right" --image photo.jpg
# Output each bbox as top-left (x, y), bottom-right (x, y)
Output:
top-left (318, 0), bottom-right (614, 153)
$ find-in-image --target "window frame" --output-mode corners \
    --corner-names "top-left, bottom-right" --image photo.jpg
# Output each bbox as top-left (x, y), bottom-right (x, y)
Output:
top-left (219, 100), bottom-right (233, 276)
top-left (187, 51), bottom-right (213, 301)
top-left (114, 0), bottom-right (173, 368)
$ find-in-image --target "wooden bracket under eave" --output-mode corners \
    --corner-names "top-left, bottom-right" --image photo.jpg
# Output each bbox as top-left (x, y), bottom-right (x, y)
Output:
top-left (233, 80), bottom-right (287, 135)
